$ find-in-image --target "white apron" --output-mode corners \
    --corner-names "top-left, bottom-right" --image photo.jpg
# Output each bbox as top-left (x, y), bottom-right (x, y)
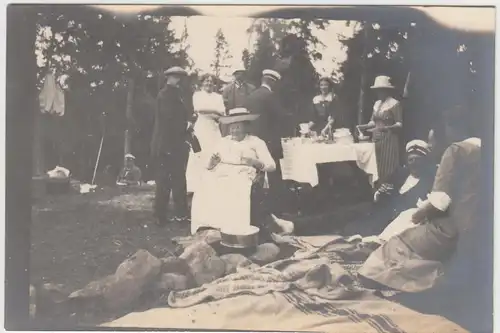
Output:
top-left (190, 138), bottom-right (259, 235)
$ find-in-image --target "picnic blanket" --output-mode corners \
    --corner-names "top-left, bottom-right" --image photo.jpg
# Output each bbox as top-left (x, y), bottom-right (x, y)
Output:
top-left (104, 287), bottom-right (467, 333)
top-left (167, 234), bottom-right (388, 308)
top-left (104, 234), bottom-right (467, 333)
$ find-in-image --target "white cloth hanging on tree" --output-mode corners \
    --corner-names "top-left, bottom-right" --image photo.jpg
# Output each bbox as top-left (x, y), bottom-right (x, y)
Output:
top-left (39, 73), bottom-right (65, 116)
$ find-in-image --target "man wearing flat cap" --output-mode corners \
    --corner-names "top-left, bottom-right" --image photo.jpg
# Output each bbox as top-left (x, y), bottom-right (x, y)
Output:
top-left (151, 66), bottom-right (194, 225)
top-left (222, 68), bottom-right (256, 111)
top-left (220, 68), bottom-right (256, 137)
top-left (245, 68), bottom-right (290, 214)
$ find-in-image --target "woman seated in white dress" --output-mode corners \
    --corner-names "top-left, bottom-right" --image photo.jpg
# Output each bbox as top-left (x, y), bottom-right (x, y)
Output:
top-left (186, 74), bottom-right (226, 193)
top-left (190, 108), bottom-right (276, 234)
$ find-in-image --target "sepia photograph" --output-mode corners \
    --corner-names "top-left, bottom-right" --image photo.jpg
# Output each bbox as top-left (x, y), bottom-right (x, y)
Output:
top-left (4, 4), bottom-right (495, 332)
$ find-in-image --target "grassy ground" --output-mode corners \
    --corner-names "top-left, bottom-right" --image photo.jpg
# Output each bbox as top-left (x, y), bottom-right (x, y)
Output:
top-left (30, 180), bottom-right (372, 327)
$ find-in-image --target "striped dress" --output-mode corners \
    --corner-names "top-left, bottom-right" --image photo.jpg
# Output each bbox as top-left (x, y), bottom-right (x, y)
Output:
top-left (371, 97), bottom-right (403, 185)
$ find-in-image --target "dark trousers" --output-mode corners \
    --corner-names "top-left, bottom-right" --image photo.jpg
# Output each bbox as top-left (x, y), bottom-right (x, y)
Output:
top-left (250, 176), bottom-right (279, 243)
top-left (153, 145), bottom-right (189, 220)
top-left (267, 158), bottom-right (285, 214)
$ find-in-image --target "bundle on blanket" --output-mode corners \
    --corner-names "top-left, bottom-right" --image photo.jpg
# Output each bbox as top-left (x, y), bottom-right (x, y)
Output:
top-left (168, 257), bottom-right (372, 308)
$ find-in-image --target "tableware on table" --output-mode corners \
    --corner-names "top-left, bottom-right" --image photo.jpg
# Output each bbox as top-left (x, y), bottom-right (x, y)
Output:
top-left (333, 128), bottom-right (354, 144)
top-left (299, 123), bottom-right (311, 136)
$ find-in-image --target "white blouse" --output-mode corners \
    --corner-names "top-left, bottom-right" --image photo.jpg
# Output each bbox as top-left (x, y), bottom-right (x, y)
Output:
top-left (192, 90), bottom-right (226, 114)
top-left (206, 135), bottom-right (276, 181)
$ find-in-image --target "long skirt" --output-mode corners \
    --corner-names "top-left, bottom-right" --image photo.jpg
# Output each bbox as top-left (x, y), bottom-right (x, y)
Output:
top-left (374, 130), bottom-right (400, 185)
top-left (359, 221), bottom-right (457, 292)
top-left (186, 115), bottom-right (222, 193)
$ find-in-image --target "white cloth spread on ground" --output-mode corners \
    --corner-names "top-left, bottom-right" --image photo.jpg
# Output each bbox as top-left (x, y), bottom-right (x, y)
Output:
top-left (190, 135), bottom-right (275, 234)
top-left (280, 140), bottom-right (379, 187)
top-left (187, 90), bottom-right (226, 192)
top-left (39, 73), bottom-right (65, 116)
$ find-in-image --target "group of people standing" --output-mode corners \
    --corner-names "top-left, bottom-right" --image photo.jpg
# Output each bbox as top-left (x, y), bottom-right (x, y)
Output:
top-left (150, 65), bottom-right (289, 230)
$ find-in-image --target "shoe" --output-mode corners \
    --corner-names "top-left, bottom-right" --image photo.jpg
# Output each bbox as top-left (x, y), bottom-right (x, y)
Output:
top-left (172, 215), bottom-right (191, 223)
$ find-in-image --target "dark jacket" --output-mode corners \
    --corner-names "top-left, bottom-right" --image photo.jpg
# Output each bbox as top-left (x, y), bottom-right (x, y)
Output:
top-left (344, 164), bottom-right (436, 237)
top-left (377, 165), bottom-right (437, 221)
top-left (222, 81), bottom-right (256, 111)
top-left (150, 84), bottom-right (194, 156)
top-left (244, 86), bottom-right (289, 159)
top-left (309, 94), bottom-right (346, 132)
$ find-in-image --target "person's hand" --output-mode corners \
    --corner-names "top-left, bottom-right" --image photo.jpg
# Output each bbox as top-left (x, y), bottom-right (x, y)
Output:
top-left (378, 183), bottom-right (394, 194)
top-left (308, 121), bottom-right (315, 129)
top-left (241, 157), bottom-right (263, 169)
top-left (208, 153), bottom-right (221, 169)
top-left (411, 207), bottom-right (428, 224)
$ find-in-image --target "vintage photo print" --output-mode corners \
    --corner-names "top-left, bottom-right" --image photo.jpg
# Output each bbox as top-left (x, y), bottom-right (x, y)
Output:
top-left (4, 4), bottom-right (495, 332)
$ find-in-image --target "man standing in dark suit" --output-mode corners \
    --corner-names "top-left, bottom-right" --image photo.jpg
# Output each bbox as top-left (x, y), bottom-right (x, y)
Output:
top-left (245, 69), bottom-right (289, 214)
top-left (150, 66), bottom-right (194, 225)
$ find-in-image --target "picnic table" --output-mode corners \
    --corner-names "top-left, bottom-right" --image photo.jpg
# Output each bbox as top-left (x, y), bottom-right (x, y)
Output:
top-left (280, 138), bottom-right (379, 187)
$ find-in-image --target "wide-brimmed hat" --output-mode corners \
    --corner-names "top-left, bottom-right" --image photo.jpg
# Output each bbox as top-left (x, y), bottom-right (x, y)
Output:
top-left (219, 108), bottom-right (259, 125)
top-left (371, 75), bottom-right (395, 89)
top-left (262, 69), bottom-right (281, 81)
top-left (164, 66), bottom-right (187, 77)
top-left (125, 153), bottom-right (136, 160)
top-left (405, 140), bottom-right (430, 156)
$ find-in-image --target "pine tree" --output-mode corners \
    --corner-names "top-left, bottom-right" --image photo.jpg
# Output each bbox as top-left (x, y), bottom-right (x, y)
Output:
top-left (211, 28), bottom-right (232, 78)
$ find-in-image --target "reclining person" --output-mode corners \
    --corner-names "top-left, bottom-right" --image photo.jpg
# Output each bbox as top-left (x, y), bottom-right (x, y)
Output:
top-left (359, 105), bottom-right (481, 292)
top-left (343, 140), bottom-right (436, 237)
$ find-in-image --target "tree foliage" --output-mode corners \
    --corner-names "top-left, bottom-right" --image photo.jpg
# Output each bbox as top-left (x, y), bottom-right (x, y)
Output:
top-left (34, 6), bottom-right (190, 181)
top-left (244, 18), bottom-right (329, 135)
top-left (336, 20), bottom-right (483, 142)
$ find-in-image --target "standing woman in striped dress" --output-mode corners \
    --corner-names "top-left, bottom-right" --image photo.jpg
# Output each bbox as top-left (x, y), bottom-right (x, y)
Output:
top-left (358, 75), bottom-right (403, 187)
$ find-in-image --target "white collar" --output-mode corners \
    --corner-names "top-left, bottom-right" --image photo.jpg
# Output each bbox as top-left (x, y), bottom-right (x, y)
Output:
top-left (375, 97), bottom-right (398, 110)
top-left (262, 84), bottom-right (272, 92)
top-left (463, 137), bottom-right (481, 147)
top-left (313, 93), bottom-right (333, 104)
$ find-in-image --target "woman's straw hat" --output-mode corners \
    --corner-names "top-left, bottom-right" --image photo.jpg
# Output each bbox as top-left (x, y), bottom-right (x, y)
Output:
top-left (371, 75), bottom-right (395, 89)
top-left (219, 108), bottom-right (259, 125)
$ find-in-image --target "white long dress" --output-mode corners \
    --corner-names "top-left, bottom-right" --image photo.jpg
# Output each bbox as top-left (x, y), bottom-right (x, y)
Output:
top-left (191, 135), bottom-right (276, 234)
top-left (186, 90), bottom-right (226, 193)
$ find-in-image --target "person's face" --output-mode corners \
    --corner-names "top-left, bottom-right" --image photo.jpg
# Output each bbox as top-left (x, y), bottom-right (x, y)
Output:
top-left (202, 76), bottom-right (215, 92)
top-left (167, 75), bottom-right (181, 86)
top-left (376, 89), bottom-right (390, 100)
top-left (125, 158), bottom-right (134, 168)
top-left (407, 153), bottom-right (424, 175)
top-left (229, 122), bottom-right (248, 141)
top-left (319, 80), bottom-right (330, 94)
top-left (267, 78), bottom-right (278, 90)
top-left (234, 72), bottom-right (244, 82)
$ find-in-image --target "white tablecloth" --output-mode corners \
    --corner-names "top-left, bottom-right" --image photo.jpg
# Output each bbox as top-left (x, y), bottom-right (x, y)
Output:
top-left (280, 140), bottom-right (379, 187)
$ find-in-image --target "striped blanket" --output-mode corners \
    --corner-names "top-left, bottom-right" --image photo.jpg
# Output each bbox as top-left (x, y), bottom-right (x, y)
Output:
top-left (168, 235), bottom-right (392, 308)
top-left (105, 235), bottom-right (467, 333)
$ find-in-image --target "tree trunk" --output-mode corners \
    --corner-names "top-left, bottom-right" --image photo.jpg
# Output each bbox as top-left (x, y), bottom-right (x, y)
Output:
top-left (357, 24), bottom-right (370, 126)
top-left (123, 78), bottom-right (135, 160)
top-left (6, 4), bottom-right (36, 329)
